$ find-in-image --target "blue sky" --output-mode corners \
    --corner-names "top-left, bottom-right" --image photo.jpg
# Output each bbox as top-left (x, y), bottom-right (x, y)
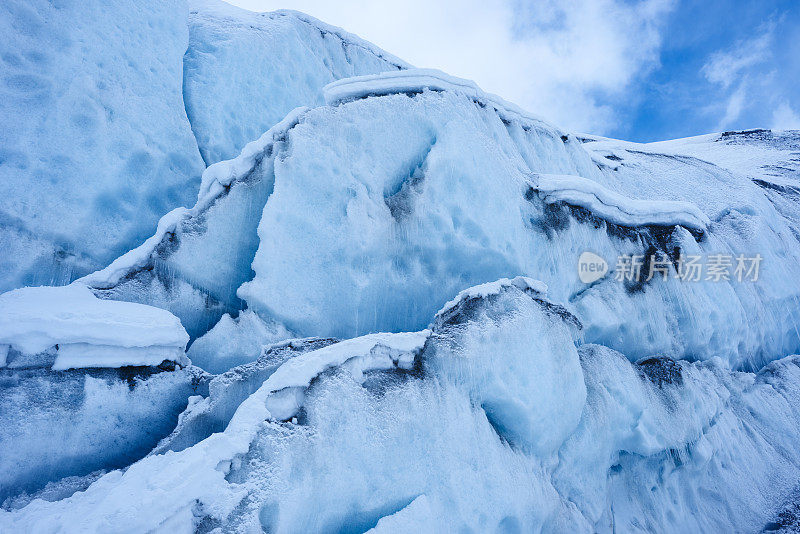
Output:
top-left (232, 0), bottom-right (799, 141)
top-left (618, 0), bottom-right (800, 141)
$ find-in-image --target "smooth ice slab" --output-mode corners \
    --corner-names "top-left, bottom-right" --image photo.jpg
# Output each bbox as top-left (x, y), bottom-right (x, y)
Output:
top-left (184, 1), bottom-right (409, 164)
top-left (0, 0), bottom-right (205, 292)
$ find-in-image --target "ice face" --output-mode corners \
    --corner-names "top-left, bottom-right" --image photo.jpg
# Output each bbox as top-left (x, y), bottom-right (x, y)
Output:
top-left (6, 278), bottom-right (799, 532)
top-left (0, 365), bottom-right (207, 506)
top-left (80, 109), bottom-right (309, 341)
top-left (235, 80), bottom-right (800, 368)
top-left (184, 1), bottom-right (409, 165)
top-left (426, 278), bottom-right (586, 455)
top-left (186, 310), bottom-right (292, 374)
top-left (557, 345), bottom-right (800, 533)
top-left (76, 0), bottom-right (412, 340)
top-left (0, 0), bottom-right (205, 293)
top-left (0, 0), bottom-right (406, 301)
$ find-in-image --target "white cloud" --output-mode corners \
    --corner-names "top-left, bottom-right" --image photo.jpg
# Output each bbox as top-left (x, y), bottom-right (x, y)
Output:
top-left (771, 101), bottom-right (800, 130)
top-left (701, 24), bottom-right (774, 89)
top-left (225, 0), bottom-right (674, 134)
top-left (702, 21), bottom-right (781, 132)
top-left (715, 83), bottom-right (746, 131)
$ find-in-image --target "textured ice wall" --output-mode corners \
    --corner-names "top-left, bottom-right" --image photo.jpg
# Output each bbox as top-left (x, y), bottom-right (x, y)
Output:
top-left (72, 2), bottom-right (410, 346)
top-left (6, 280), bottom-right (799, 532)
top-left (237, 84), bottom-right (800, 368)
top-left (83, 109), bottom-right (309, 342)
top-left (427, 277), bottom-right (585, 455)
top-left (0, 366), bottom-right (206, 505)
top-left (238, 89), bottom-right (597, 337)
top-left (184, 0), bottom-right (409, 165)
top-left (0, 0), bottom-right (205, 293)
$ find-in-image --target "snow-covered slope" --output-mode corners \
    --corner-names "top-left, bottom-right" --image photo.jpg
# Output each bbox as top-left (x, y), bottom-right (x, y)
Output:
top-left (586, 128), bottom-right (800, 189)
top-left (0, 0), bottom-right (205, 293)
top-left (582, 128), bottom-right (800, 248)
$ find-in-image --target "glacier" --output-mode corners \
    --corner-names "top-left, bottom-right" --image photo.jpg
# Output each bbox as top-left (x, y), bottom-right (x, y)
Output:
top-left (2, 0), bottom-right (800, 531)
top-left (236, 69), bottom-right (800, 369)
top-left (3, 280), bottom-right (800, 532)
top-left (0, 0), bottom-right (407, 309)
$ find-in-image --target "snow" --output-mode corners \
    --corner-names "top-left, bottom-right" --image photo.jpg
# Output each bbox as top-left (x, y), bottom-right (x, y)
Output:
top-left (436, 276), bottom-right (548, 318)
top-left (584, 129), bottom-right (800, 190)
top-left (0, 0), bottom-right (205, 293)
top-left (366, 495), bottom-right (444, 533)
top-left (261, 330), bottom-right (429, 420)
top-left (77, 208), bottom-right (189, 290)
top-left (532, 173), bottom-right (710, 231)
top-left (323, 68), bottom-right (551, 127)
top-left (0, 284), bottom-right (189, 369)
top-left (184, 0), bottom-right (409, 164)
top-left (196, 107), bottom-right (310, 200)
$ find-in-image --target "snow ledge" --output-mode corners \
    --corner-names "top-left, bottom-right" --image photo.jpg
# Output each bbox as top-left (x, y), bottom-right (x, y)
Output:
top-left (323, 68), bottom-right (553, 130)
top-left (435, 276), bottom-right (548, 320)
top-left (532, 173), bottom-right (711, 232)
top-left (0, 284), bottom-right (189, 369)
